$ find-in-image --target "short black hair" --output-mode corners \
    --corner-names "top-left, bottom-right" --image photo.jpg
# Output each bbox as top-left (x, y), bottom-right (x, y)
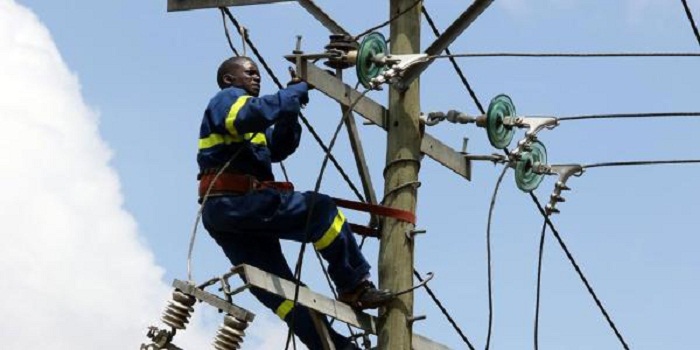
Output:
top-left (216, 56), bottom-right (254, 89)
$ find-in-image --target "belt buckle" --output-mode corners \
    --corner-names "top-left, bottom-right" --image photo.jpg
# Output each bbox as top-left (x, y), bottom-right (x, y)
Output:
top-left (248, 175), bottom-right (260, 193)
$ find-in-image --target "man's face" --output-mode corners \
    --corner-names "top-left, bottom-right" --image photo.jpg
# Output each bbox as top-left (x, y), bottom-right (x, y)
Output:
top-left (228, 60), bottom-right (261, 96)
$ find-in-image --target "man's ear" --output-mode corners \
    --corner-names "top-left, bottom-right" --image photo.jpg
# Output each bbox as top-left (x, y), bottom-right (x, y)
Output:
top-left (222, 73), bottom-right (235, 87)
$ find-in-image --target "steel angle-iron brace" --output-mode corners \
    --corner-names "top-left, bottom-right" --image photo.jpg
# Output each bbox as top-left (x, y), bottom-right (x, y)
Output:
top-left (141, 277), bottom-right (255, 350)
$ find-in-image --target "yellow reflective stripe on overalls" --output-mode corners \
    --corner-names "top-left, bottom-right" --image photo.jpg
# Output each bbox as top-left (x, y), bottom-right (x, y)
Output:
top-left (225, 95), bottom-right (253, 138)
top-left (275, 300), bottom-right (295, 320)
top-left (198, 133), bottom-right (234, 149)
top-left (245, 132), bottom-right (267, 146)
top-left (198, 132), bottom-right (267, 149)
top-left (314, 210), bottom-right (346, 251)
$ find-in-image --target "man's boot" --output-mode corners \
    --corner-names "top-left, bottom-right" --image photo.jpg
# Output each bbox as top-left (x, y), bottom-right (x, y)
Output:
top-left (338, 280), bottom-right (393, 310)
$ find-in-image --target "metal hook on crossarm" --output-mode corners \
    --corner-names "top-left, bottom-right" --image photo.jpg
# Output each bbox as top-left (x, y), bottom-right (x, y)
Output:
top-left (391, 272), bottom-right (434, 298)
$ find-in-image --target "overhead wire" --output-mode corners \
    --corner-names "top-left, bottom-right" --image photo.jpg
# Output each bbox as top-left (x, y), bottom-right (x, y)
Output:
top-left (422, 5), bottom-right (485, 114)
top-left (680, 0), bottom-right (700, 46)
top-left (354, 0), bottom-right (423, 40)
top-left (529, 193), bottom-right (630, 350)
top-left (558, 112), bottom-right (700, 121)
top-left (533, 220), bottom-right (547, 350)
top-left (484, 166), bottom-right (510, 350)
top-left (583, 159), bottom-right (700, 169)
top-left (431, 52), bottom-right (700, 59)
top-left (413, 269), bottom-right (477, 350)
top-left (219, 8), bottom-right (240, 56)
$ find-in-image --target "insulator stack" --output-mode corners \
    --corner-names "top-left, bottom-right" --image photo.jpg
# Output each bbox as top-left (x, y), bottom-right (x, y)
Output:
top-left (161, 290), bottom-right (196, 330)
top-left (213, 314), bottom-right (249, 350)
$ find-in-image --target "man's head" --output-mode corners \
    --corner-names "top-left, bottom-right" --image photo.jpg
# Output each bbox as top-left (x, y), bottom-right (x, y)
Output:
top-left (216, 56), bottom-right (261, 96)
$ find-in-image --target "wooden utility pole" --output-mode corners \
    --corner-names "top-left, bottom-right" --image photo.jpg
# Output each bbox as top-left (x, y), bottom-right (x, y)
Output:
top-left (378, 0), bottom-right (422, 349)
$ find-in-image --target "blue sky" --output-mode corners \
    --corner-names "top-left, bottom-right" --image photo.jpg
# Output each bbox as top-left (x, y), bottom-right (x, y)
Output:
top-left (9, 0), bottom-right (700, 349)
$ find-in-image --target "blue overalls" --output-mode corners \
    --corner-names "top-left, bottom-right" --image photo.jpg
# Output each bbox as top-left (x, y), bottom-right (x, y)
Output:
top-left (198, 83), bottom-right (369, 349)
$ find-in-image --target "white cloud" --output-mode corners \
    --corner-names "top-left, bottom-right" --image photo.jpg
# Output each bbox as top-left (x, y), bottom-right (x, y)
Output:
top-left (0, 1), bottom-right (213, 348)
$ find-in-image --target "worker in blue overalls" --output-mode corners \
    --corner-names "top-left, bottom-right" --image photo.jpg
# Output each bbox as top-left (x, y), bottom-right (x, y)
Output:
top-left (197, 56), bottom-right (392, 350)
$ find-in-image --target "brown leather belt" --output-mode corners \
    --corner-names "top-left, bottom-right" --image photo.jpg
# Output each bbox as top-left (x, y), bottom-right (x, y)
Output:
top-left (198, 173), bottom-right (294, 198)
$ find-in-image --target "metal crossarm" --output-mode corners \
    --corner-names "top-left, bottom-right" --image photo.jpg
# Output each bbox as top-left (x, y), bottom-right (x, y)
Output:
top-left (172, 279), bottom-right (255, 322)
top-left (300, 60), bottom-right (471, 180)
top-left (297, 0), bottom-right (350, 35)
top-left (167, 0), bottom-right (351, 37)
top-left (234, 264), bottom-right (452, 349)
top-left (167, 0), bottom-right (293, 12)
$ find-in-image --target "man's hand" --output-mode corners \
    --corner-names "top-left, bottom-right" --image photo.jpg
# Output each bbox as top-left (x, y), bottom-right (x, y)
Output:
top-left (287, 67), bottom-right (314, 89)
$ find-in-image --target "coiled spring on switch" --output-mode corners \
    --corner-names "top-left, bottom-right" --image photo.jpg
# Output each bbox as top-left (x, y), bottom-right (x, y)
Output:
top-left (161, 290), bottom-right (196, 330)
top-left (213, 314), bottom-right (249, 350)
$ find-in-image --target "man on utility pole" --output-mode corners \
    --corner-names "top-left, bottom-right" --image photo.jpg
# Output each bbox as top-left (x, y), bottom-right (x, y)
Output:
top-left (378, 1), bottom-right (422, 349)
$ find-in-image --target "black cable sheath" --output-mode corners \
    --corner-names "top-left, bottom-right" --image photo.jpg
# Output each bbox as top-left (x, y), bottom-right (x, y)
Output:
top-left (434, 52), bottom-right (700, 58)
top-left (354, 0), bottom-right (422, 39)
top-left (681, 0), bottom-right (700, 46)
top-left (528, 193), bottom-right (630, 350)
top-left (422, 6), bottom-right (485, 114)
top-left (413, 269), bottom-right (476, 350)
top-left (484, 166), bottom-right (509, 350)
top-left (584, 159), bottom-right (700, 169)
top-left (533, 220), bottom-right (547, 350)
top-left (559, 112), bottom-right (700, 121)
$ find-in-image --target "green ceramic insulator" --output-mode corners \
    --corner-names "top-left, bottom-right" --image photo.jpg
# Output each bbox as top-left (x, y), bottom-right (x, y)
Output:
top-left (515, 140), bottom-right (547, 192)
top-left (486, 94), bottom-right (516, 149)
top-left (356, 32), bottom-right (388, 89)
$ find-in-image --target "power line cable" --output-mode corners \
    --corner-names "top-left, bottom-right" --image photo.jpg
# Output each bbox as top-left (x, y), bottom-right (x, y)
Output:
top-left (528, 193), bottom-right (630, 350)
top-left (414, 269), bottom-right (476, 350)
top-left (533, 220), bottom-right (547, 350)
top-left (484, 166), bottom-right (510, 350)
top-left (583, 159), bottom-right (700, 169)
top-left (680, 0), bottom-right (700, 46)
top-left (422, 6), bottom-right (485, 114)
top-left (558, 112), bottom-right (700, 121)
top-left (219, 8), bottom-right (240, 56)
top-left (432, 52), bottom-right (700, 59)
top-left (354, 0), bottom-right (423, 40)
